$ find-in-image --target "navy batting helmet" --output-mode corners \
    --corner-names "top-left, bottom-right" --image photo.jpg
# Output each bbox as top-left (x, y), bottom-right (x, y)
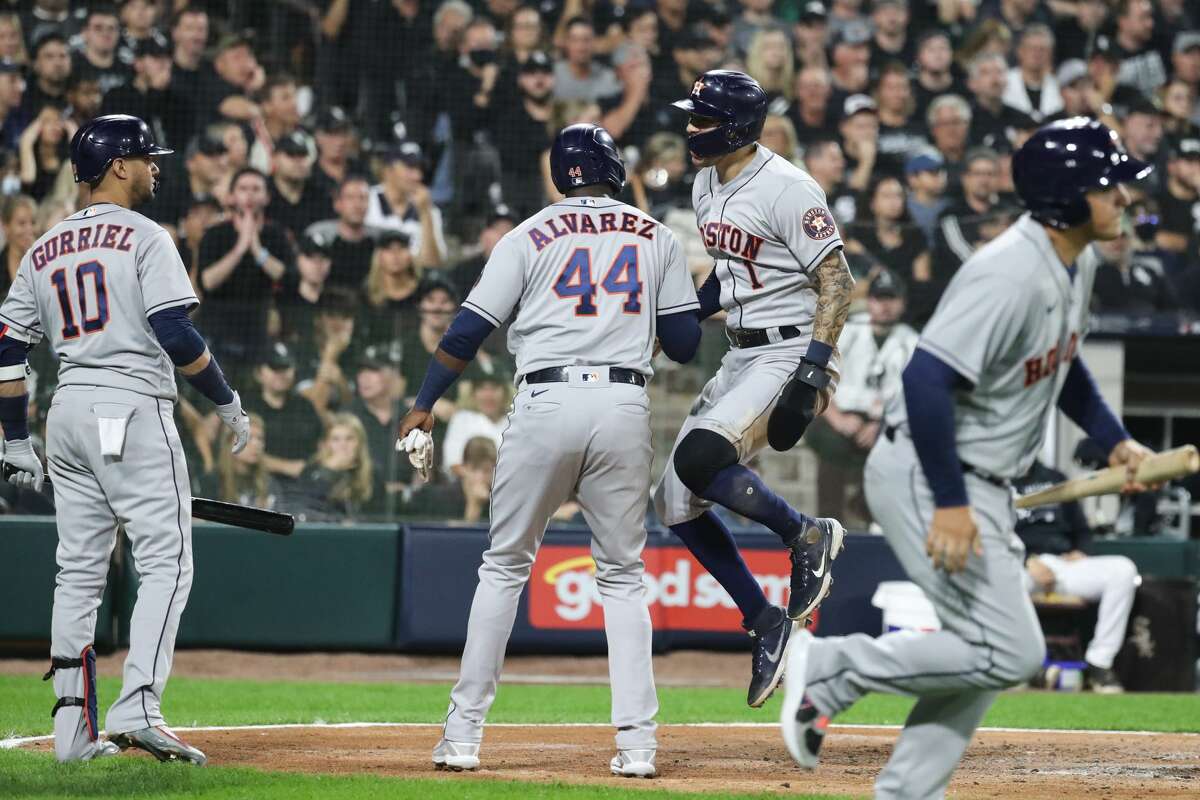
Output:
top-left (70, 114), bottom-right (173, 184)
top-left (549, 124), bottom-right (626, 195)
top-left (1012, 117), bottom-right (1151, 230)
top-left (672, 70), bottom-right (768, 159)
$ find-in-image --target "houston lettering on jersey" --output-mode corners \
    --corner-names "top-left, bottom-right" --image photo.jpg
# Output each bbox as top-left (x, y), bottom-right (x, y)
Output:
top-left (699, 221), bottom-right (764, 261)
top-left (1023, 332), bottom-right (1079, 387)
top-left (528, 210), bottom-right (656, 252)
top-left (30, 224), bottom-right (135, 271)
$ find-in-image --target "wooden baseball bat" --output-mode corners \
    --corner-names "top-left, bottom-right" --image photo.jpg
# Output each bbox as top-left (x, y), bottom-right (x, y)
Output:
top-left (1014, 445), bottom-right (1200, 510)
top-left (1, 463), bottom-right (295, 536)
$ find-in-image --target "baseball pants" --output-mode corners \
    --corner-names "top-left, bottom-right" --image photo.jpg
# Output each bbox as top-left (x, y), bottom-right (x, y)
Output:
top-left (444, 369), bottom-right (658, 752)
top-left (800, 430), bottom-right (1045, 800)
top-left (1033, 554), bottom-right (1138, 669)
top-left (46, 385), bottom-right (194, 741)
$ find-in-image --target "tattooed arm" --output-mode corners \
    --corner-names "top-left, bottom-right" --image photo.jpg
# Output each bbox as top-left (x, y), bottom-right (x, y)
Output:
top-left (811, 248), bottom-right (854, 348)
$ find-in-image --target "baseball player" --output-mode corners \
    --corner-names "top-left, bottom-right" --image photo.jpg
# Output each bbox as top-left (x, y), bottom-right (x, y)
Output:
top-left (0, 115), bottom-right (250, 764)
top-left (781, 118), bottom-right (1157, 798)
top-left (397, 124), bottom-right (702, 778)
top-left (652, 71), bottom-right (855, 708)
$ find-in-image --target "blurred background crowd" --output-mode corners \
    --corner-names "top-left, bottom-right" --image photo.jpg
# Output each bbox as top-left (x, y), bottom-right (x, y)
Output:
top-left (1, 0), bottom-right (1199, 526)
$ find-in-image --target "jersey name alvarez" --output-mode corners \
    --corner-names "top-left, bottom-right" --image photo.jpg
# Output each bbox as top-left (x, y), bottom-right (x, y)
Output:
top-left (527, 209), bottom-right (657, 251)
top-left (30, 222), bottom-right (137, 270)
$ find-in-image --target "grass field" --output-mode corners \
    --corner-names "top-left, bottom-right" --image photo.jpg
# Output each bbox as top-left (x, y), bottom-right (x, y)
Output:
top-left (2, 675), bottom-right (1198, 799)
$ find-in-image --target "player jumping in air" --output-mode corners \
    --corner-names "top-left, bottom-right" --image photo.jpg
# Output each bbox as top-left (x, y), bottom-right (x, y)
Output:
top-left (653, 71), bottom-right (855, 708)
top-left (0, 115), bottom-right (250, 764)
top-left (780, 118), bottom-right (1159, 798)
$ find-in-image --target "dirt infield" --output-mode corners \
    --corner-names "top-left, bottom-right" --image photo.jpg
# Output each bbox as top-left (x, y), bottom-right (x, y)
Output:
top-left (21, 723), bottom-right (1200, 798)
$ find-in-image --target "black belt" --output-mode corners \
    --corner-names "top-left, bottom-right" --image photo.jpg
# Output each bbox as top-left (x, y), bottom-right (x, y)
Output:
top-left (725, 325), bottom-right (802, 349)
top-left (521, 366), bottom-right (646, 387)
top-left (883, 425), bottom-right (1012, 489)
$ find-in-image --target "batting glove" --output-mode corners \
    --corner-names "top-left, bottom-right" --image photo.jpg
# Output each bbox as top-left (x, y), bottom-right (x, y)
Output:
top-left (398, 429), bottom-right (434, 482)
top-left (3, 437), bottom-right (44, 493)
top-left (216, 391), bottom-right (251, 454)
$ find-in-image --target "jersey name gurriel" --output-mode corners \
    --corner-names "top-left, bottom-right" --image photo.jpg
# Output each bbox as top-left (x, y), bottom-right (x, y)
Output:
top-left (30, 222), bottom-right (137, 270)
top-left (527, 210), bottom-right (657, 251)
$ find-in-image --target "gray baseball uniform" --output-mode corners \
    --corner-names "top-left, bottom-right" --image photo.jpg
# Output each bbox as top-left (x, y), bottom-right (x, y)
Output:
top-left (0, 202), bottom-right (199, 742)
top-left (800, 214), bottom-right (1097, 798)
top-left (444, 196), bottom-right (699, 753)
top-left (654, 144), bottom-right (842, 526)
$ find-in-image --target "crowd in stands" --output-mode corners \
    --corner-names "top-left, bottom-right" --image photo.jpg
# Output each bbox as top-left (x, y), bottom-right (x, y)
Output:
top-left (2, 0), bottom-right (1200, 522)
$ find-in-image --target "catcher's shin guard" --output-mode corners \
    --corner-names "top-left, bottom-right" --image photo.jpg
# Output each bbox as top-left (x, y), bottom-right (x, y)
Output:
top-left (44, 644), bottom-right (105, 762)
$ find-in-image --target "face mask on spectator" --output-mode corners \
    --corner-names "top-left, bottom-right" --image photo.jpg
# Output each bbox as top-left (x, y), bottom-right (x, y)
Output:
top-left (469, 48), bottom-right (497, 67)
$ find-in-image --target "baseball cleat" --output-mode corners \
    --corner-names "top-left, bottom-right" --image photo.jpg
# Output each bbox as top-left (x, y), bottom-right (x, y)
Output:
top-left (1085, 664), bottom-right (1124, 694)
top-left (432, 738), bottom-right (480, 771)
top-left (786, 517), bottom-right (845, 620)
top-left (110, 725), bottom-right (207, 765)
top-left (610, 748), bottom-right (656, 778)
top-left (746, 605), bottom-right (797, 708)
top-left (780, 628), bottom-right (826, 769)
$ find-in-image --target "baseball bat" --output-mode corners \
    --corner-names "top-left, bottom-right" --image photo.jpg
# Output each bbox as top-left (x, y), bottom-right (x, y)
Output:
top-left (1, 463), bottom-right (295, 536)
top-left (1014, 445), bottom-right (1200, 510)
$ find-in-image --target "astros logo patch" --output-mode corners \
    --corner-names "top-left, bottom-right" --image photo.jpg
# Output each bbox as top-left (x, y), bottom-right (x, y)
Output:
top-left (802, 208), bottom-right (836, 240)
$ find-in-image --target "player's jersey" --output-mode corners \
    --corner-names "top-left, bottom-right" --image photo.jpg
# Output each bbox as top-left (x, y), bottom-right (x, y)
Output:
top-left (463, 196), bottom-right (699, 377)
top-left (693, 144), bottom-right (843, 331)
top-left (884, 213), bottom-right (1098, 479)
top-left (0, 202), bottom-right (198, 400)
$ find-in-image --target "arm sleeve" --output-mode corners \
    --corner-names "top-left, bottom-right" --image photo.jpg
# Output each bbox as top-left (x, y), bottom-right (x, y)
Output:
top-left (460, 233), bottom-right (525, 326)
top-left (138, 228), bottom-right (199, 316)
top-left (148, 307), bottom-right (206, 365)
top-left (654, 229), bottom-right (701, 316)
top-left (656, 310), bottom-right (701, 363)
top-left (769, 179), bottom-right (843, 272)
top-left (0, 257), bottom-right (43, 344)
top-left (412, 309), bottom-right (496, 410)
top-left (918, 273), bottom-right (1031, 385)
top-left (1056, 356), bottom-right (1129, 454)
top-left (696, 268), bottom-right (721, 319)
top-left (903, 347), bottom-right (971, 508)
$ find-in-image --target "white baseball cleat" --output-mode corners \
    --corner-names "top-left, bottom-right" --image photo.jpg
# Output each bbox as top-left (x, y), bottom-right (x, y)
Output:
top-left (610, 748), bottom-right (656, 778)
top-left (780, 628), bottom-right (827, 769)
top-left (432, 738), bottom-right (480, 771)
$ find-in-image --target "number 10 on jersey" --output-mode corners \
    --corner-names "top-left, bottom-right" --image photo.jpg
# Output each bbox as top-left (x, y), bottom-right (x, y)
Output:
top-left (554, 245), bottom-right (642, 315)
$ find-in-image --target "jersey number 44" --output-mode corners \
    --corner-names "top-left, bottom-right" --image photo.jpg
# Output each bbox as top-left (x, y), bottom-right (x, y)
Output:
top-left (553, 245), bottom-right (642, 316)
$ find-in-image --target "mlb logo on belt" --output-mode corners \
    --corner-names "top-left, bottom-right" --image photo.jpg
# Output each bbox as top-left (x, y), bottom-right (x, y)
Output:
top-left (582, 371), bottom-right (600, 383)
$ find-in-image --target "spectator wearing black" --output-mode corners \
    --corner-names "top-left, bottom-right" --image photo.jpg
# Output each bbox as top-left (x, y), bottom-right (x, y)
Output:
top-left (20, 2), bottom-right (80, 52)
top-left (170, 6), bottom-right (217, 125)
top-left (399, 277), bottom-right (460, 413)
top-left (731, 0), bottom-right (789, 58)
top-left (1053, 0), bottom-right (1109, 63)
top-left (847, 173), bottom-right (930, 292)
top-left (803, 138), bottom-right (856, 224)
top-left (199, 167), bottom-right (294, 364)
top-left (1003, 24), bottom-right (1061, 122)
top-left (1045, 59), bottom-right (1102, 124)
top-left (829, 23), bottom-right (870, 99)
top-left (1111, 0), bottom-right (1166, 95)
top-left (146, 132), bottom-right (227, 234)
top-left (243, 341), bottom-right (326, 481)
top-left (115, 0), bottom-right (162, 65)
top-left (209, 32), bottom-right (265, 124)
top-left (314, 0), bottom-right (374, 119)
top-left (910, 30), bottom-right (965, 123)
top-left (361, 230), bottom-right (421, 348)
top-left (868, 0), bottom-right (912, 71)
top-left (553, 17), bottom-right (621, 103)
top-left (977, 0), bottom-right (1050, 38)
top-left (282, 413), bottom-right (373, 521)
top-left (652, 26), bottom-right (725, 118)
top-left (789, 65), bottom-right (836, 147)
top-left (1171, 32), bottom-right (1200, 112)
top-left (905, 152), bottom-right (949, 246)
top-left (792, 2), bottom-right (829, 69)
top-left (926, 148), bottom-right (1003, 308)
top-left (628, 131), bottom-right (693, 215)
top-left (71, 4), bottom-right (128, 96)
top-left (499, 5), bottom-right (544, 76)
top-left (64, 70), bottom-right (101, 130)
top-left (1093, 220), bottom-right (1176, 314)
top-left (278, 232), bottom-right (335, 346)
top-left (371, 0), bottom-right (434, 141)
top-left (839, 94), bottom-right (883, 193)
top-left (1160, 78), bottom-right (1200, 143)
top-left (364, 141), bottom-right (447, 268)
top-left (0, 60), bottom-right (27, 152)
top-left (405, 435), bottom-right (495, 522)
top-left (266, 131), bottom-right (332, 239)
top-left (1153, 138), bottom-right (1200, 262)
top-left (874, 61), bottom-right (927, 164)
top-left (404, 0), bottom-right (471, 147)
top-left (20, 32), bottom-right (70, 119)
top-left (306, 174), bottom-right (377, 289)
top-left (966, 52), bottom-right (1029, 151)
top-left (99, 36), bottom-right (185, 149)
top-left (311, 106), bottom-right (356, 200)
top-left (655, 0), bottom-right (692, 58)
top-left (1086, 35), bottom-right (1148, 119)
top-left (1123, 97), bottom-right (1165, 194)
top-left (449, 204), bottom-right (516, 295)
top-left (349, 343), bottom-right (414, 514)
top-left (177, 195), bottom-right (222, 282)
top-left (489, 52), bottom-right (555, 217)
top-left (295, 287), bottom-right (358, 421)
top-left (17, 103), bottom-right (71, 202)
top-left (598, 43), bottom-right (655, 149)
